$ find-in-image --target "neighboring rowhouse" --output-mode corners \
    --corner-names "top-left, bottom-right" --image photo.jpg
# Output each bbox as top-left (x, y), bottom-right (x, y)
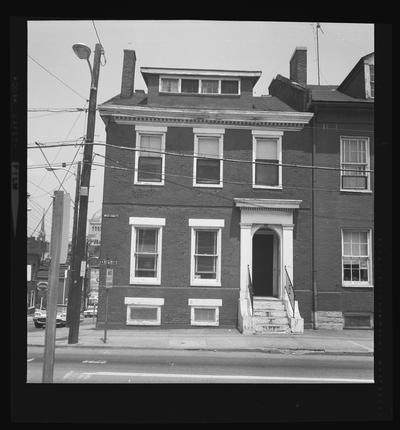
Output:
top-left (27, 237), bottom-right (46, 313)
top-left (269, 48), bottom-right (374, 329)
top-left (97, 48), bottom-right (318, 333)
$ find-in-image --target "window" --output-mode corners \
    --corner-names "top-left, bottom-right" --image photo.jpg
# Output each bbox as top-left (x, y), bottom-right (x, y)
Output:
top-left (369, 65), bottom-right (374, 99)
top-left (252, 131), bottom-right (283, 188)
top-left (342, 229), bottom-right (373, 286)
top-left (201, 80), bottom-right (219, 94)
top-left (189, 299), bottom-right (222, 326)
top-left (340, 137), bottom-right (370, 191)
top-left (129, 217), bottom-right (165, 284)
top-left (189, 219), bottom-right (224, 286)
top-left (181, 79), bottom-right (199, 93)
top-left (135, 126), bottom-right (166, 185)
top-left (221, 80), bottom-right (239, 94)
top-left (125, 297), bottom-right (164, 325)
top-left (29, 290), bottom-right (35, 308)
top-left (193, 129), bottom-right (224, 187)
top-left (160, 78), bottom-right (179, 93)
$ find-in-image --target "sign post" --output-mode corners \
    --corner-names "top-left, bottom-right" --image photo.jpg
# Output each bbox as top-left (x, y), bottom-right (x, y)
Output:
top-left (102, 267), bottom-right (113, 344)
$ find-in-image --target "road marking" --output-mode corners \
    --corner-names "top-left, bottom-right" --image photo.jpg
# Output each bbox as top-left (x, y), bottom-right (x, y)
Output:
top-left (76, 371), bottom-right (374, 383)
top-left (82, 360), bottom-right (107, 364)
top-left (347, 340), bottom-right (374, 353)
top-left (63, 371), bottom-right (75, 380)
top-left (27, 358), bottom-right (34, 362)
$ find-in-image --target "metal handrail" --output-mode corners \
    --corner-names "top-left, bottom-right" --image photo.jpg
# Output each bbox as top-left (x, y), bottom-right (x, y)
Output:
top-left (284, 266), bottom-right (296, 316)
top-left (247, 265), bottom-right (254, 311)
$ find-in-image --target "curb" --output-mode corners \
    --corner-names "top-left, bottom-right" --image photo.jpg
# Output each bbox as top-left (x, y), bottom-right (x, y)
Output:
top-left (27, 343), bottom-right (373, 356)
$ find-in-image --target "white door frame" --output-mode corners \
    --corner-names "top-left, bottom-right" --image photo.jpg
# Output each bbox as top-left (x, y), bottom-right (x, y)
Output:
top-left (235, 199), bottom-right (301, 300)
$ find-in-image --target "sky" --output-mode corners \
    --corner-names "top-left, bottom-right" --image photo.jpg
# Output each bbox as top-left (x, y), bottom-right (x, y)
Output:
top-left (27, 20), bottom-right (374, 241)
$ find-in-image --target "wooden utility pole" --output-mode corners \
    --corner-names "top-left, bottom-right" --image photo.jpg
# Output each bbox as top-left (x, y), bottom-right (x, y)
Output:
top-left (42, 191), bottom-right (64, 383)
top-left (68, 43), bottom-right (102, 344)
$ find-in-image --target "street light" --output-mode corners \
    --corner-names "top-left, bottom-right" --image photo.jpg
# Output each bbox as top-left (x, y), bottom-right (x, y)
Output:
top-left (67, 42), bottom-right (102, 344)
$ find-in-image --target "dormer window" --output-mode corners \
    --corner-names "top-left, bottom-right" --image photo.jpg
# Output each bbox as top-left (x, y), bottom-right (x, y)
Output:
top-left (159, 76), bottom-right (240, 95)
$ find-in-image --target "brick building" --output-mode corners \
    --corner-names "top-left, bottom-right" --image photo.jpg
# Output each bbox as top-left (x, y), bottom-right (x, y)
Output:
top-left (269, 48), bottom-right (374, 329)
top-left (95, 48), bottom-right (373, 332)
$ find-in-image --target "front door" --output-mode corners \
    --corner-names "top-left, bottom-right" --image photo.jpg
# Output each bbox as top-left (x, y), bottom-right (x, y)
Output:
top-left (252, 233), bottom-right (274, 296)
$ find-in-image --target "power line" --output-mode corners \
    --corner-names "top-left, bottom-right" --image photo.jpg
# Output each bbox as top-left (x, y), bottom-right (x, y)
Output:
top-left (91, 21), bottom-right (107, 66)
top-left (28, 55), bottom-right (87, 101)
top-left (28, 140), bottom-right (374, 174)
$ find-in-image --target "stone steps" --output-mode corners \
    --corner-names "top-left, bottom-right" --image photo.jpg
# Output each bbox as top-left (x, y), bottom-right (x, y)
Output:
top-left (251, 297), bottom-right (290, 334)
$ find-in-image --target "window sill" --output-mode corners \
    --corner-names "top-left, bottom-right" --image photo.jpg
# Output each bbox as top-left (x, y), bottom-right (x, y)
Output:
top-left (190, 320), bottom-right (219, 326)
top-left (190, 281), bottom-right (221, 287)
top-left (342, 283), bottom-right (374, 288)
top-left (126, 320), bottom-right (161, 326)
top-left (193, 183), bottom-right (223, 188)
top-left (134, 181), bottom-right (165, 186)
top-left (130, 279), bottom-right (161, 285)
top-left (340, 189), bottom-right (373, 194)
top-left (252, 185), bottom-right (283, 190)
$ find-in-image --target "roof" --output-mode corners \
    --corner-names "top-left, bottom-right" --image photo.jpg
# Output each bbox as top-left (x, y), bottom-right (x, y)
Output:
top-left (100, 92), bottom-right (295, 112)
top-left (306, 85), bottom-right (373, 103)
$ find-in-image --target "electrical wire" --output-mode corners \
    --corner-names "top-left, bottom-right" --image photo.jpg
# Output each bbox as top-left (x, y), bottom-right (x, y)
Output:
top-left (28, 55), bottom-right (87, 101)
top-left (91, 20), bottom-right (107, 66)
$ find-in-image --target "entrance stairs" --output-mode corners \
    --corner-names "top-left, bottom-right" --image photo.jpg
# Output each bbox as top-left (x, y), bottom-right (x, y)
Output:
top-left (252, 297), bottom-right (291, 334)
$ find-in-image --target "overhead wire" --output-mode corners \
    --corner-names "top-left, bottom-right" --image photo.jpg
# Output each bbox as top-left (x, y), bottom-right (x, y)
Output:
top-left (91, 20), bottom-right (107, 66)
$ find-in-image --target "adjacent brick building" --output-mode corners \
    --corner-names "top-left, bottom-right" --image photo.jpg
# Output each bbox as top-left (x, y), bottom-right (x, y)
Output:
top-left (95, 48), bottom-right (373, 332)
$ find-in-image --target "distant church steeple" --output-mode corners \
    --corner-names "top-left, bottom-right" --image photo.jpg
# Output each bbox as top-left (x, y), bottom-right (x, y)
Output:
top-left (38, 209), bottom-right (46, 243)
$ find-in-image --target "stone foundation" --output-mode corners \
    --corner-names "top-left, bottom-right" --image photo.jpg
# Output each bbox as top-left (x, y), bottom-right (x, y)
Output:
top-left (315, 311), bottom-right (344, 330)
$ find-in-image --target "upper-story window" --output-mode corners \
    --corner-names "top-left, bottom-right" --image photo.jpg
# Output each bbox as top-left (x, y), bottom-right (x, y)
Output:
top-left (340, 137), bottom-right (371, 191)
top-left (134, 125), bottom-right (167, 186)
top-left (369, 65), bottom-right (374, 99)
top-left (252, 130), bottom-right (283, 189)
top-left (193, 128), bottom-right (224, 188)
top-left (159, 76), bottom-right (240, 95)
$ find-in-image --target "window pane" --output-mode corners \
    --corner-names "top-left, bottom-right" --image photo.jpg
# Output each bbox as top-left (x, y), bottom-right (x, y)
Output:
top-left (351, 267), bottom-right (360, 281)
top-left (140, 135), bottom-right (162, 157)
top-left (256, 138), bottom-right (277, 159)
top-left (343, 243), bottom-right (351, 255)
top-left (181, 79), bottom-right (199, 93)
top-left (255, 161), bottom-right (279, 186)
top-left (195, 256), bottom-right (217, 279)
top-left (197, 137), bottom-right (219, 158)
top-left (221, 80), bottom-right (239, 94)
top-left (196, 230), bottom-right (217, 254)
top-left (161, 78), bottom-right (178, 92)
top-left (130, 307), bottom-right (158, 320)
top-left (135, 255), bottom-right (157, 277)
top-left (137, 229), bottom-right (157, 252)
top-left (342, 175), bottom-right (367, 190)
top-left (343, 267), bottom-right (352, 281)
top-left (360, 269), bottom-right (369, 282)
top-left (352, 243), bottom-right (360, 256)
top-left (201, 80), bottom-right (218, 94)
top-left (194, 308), bottom-right (216, 322)
top-left (197, 159), bottom-right (220, 184)
top-left (138, 157), bottom-right (162, 182)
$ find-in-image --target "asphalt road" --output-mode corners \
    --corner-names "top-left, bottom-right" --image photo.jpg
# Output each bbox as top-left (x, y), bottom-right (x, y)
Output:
top-left (27, 346), bottom-right (374, 384)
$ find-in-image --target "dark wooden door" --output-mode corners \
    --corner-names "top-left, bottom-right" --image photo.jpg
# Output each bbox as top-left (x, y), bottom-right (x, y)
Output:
top-left (252, 234), bottom-right (274, 296)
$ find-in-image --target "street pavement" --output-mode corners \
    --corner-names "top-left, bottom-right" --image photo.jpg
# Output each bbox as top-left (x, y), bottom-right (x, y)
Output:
top-left (27, 317), bottom-right (374, 356)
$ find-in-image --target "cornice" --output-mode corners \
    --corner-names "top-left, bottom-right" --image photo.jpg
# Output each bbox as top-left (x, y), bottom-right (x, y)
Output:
top-left (98, 104), bottom-right (313, 130)
top-left (234, 198), bottom-right (302, 210)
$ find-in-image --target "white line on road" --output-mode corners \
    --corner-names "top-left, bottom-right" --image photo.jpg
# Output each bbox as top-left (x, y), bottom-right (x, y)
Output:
top-left (27, 358), bottom-right (34, 362)
top-left (77, 371), bottom-right (374, 383)
top-left (347, 340), bottom-right (374, 353)
top-left (82, 360), bottom-right (107, 364)
top-left (63, 371), bottom-right (75, 380)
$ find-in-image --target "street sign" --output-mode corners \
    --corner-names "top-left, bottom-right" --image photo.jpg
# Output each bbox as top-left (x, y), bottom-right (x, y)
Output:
top-left (105, 268), bottom-right (113, 288)
top-left (99, 259), bottom-right (118, 265)
top-left (80, 260), bottom-right (86, 277)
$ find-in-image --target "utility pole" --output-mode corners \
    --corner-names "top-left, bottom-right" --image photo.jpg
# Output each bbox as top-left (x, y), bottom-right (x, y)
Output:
top-left (316, 23), bottom-right (324, 86)
top-left (67, 43), bottom-right (102, 344)
top-left (42, 191), bottom-right (64, 383)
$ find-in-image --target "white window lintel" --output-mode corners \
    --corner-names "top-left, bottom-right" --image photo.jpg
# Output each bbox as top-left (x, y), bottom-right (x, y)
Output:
top-left (189, 219), bottom-right (225, 227)
top-left (188, 298), bottom-right (222, 307)
top-left (135, 125), bottom-right (167, 133)
top-left (124, 297), bottom-right (165, 306)
top-left (129, 217), bottom-right (166, 226)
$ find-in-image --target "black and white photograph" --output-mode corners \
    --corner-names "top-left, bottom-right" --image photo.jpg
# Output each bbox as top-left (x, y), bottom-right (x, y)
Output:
top-left (11, 18), bottom-right (393, 423)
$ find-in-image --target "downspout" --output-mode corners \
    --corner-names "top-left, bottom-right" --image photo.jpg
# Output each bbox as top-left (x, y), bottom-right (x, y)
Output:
top-left (311, 105), bottom-right (318, 329)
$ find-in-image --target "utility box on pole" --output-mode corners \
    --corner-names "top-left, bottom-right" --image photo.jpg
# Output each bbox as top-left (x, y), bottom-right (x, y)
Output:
top-left (42, 191), bottom-right (68, 383)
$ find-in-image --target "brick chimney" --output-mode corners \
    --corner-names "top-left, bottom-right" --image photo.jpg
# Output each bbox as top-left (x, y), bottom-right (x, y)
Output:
top-left (289, 47), bottom-right (307, 86)
top-left (120, 49), bottom-right (136, 98)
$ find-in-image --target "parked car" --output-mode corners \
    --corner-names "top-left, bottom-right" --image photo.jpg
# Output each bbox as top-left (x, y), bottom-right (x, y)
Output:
top-left (84, 305), bottom-right (97, 318)
top-left (33, 305), bottom-right (83, 328)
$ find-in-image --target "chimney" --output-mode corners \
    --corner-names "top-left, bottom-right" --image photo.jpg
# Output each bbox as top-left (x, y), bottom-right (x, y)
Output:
top-left (120, 49), bottom-right (136, 98)
top-left (289, 47), bottom-right (307, 86)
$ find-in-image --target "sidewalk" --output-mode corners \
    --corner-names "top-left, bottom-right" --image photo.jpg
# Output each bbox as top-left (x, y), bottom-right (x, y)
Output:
top-left (27, 318), bottom-right (374, 356)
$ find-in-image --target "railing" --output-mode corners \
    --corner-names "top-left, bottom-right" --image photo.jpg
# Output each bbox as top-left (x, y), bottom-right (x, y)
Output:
top-left (284, 266), bottom-right (296, 317)
top-left (247, 265), bottom-right (254, 311)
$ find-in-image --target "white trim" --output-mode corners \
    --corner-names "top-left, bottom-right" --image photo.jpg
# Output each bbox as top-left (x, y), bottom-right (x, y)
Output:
top-left (135, 125), bottom-right (167, 133)
top-left (134, 129), bottom-right (166, 186)
top-left (190, 225), bottom-right (223, 287)
top-left (129, 217), bottom-right (166, 226)
top-left (130, 223), bottom-right (164, 285)
top-left (193, 130), bottom-right (224, 188)
top-left (190, 305), bottom-right (220, 326)
top-left (234, 198), bottom-right (302, 210)
top-left (142, 67), bottom-right (262, 78)
top-left (252, 132), bottom-right (283, 189)
top-left (189, 219), bottom-right (225, 227)
top-left (193, 127), bottom-right (225, 135)
top-left (124, 297), bottom-right (165, 306)
top-left (188, 298), bottom-right (222, 306)
top-left (126, 304), bottom-right (161, 326)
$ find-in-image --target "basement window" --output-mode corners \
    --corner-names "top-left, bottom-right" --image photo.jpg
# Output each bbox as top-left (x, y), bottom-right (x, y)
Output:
top-left (189, 298), bottom-right (222, 326)
top-left (125, 297), bottom-right (164, 325)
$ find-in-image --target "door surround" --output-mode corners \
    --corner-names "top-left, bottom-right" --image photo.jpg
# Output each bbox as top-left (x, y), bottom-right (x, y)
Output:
top-left (234, 198), bottom-right (301, 300)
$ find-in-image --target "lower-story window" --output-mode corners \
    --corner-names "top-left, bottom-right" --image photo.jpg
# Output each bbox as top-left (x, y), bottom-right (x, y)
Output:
top-left (189, 298), bottom-right (222, 326)
top-left (125, 297), bottom-right (164, 325)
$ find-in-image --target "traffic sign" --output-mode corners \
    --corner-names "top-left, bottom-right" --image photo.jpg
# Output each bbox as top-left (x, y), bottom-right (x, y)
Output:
top-left (105, 268), bottom-right (113, 288)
